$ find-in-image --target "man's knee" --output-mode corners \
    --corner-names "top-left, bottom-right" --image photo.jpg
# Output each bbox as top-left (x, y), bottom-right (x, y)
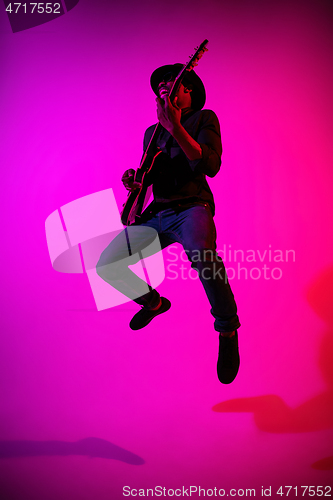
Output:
top-left (96, 255), bottom-right (121, 281)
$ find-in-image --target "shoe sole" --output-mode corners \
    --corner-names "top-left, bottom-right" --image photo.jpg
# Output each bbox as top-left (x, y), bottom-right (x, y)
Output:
top-left (129, 297), bottom-right (171, 330)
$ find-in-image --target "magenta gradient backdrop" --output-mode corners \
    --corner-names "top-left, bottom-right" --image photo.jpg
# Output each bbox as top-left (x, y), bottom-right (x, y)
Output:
top-left (1, 0), bottom-right (333, 498)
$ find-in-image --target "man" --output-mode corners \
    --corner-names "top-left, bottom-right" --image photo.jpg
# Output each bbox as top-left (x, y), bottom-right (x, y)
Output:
top-left (97, 63), bottom-right (241, 384)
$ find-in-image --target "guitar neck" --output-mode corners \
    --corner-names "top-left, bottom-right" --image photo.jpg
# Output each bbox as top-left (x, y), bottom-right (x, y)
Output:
top-left (142, 122), bottom-right (163, 162)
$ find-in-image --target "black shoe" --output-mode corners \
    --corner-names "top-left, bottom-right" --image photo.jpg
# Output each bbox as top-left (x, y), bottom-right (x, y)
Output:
top-left (217, 331), bottom-right (240, 384)
top-left (129, 297), bottom-right (171, 330)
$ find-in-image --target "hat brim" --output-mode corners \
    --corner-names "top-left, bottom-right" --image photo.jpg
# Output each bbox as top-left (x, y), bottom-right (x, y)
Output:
top-left (150, 63), bottom-right (206, 111)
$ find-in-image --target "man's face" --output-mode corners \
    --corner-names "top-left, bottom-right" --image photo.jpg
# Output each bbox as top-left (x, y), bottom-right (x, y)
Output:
top-left (158, 74), bottom-right (175, 99)
top-left (158, 77), bottom-right (192, 109)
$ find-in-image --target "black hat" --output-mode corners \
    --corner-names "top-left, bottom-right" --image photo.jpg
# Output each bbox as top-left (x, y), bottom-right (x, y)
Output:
top-left (150, 63), bottom-right (206, 111)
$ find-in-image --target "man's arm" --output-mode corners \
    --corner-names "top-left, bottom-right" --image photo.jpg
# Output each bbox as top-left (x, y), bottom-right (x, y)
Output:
top-left (168, 123), bottom-right (203, 161)
top-left (156, 96), bottom-right (202, 161)
top-left (156, 97), bottom-right (221, 177)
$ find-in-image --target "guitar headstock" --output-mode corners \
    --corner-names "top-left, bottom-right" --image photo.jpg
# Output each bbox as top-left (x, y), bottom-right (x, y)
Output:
top-left (169, 39), bottom-right (209, 102)
top-left (186, 39), bottom-right (209, 72)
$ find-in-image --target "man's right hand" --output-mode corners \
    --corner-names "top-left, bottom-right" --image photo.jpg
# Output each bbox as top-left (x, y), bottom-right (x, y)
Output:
top-left (121, 169), bottom-right (142, 192)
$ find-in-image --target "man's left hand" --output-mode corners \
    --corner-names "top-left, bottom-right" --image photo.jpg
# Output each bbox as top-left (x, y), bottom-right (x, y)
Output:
top-left (156, 96), bottom-right (182, 134)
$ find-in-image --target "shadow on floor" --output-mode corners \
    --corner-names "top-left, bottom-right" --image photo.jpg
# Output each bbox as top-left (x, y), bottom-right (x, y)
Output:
top-left (311, 456), bottom-right (333, 470)
top-left (0, 437), bottom-right (145, 465)
top-left (213, 265), bottom-right (333, 469)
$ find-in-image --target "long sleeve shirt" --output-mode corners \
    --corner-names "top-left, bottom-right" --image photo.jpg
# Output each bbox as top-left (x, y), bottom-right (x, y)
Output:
top-left (143, 109), bottom-right (222, 216)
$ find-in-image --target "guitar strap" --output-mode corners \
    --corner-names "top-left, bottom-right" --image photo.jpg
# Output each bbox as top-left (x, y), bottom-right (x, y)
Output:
top-left (165, 134), bottom-right (174, 156)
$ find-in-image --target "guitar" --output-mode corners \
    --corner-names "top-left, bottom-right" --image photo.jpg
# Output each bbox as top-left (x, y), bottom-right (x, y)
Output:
top-left (120, 39), bottom-right (209, 226)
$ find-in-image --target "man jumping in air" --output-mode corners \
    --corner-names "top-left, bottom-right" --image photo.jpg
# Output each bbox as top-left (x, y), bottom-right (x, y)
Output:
top-left (97, 63), bottom-right (241, 384)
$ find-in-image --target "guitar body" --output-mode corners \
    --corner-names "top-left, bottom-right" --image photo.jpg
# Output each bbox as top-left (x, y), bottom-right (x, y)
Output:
top-left (120, 39), bottom-right (209, 226)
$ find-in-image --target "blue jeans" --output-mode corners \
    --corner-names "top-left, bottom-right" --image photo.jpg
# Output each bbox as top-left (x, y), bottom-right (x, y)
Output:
top-left (97, 204), bottom-right (240, 333)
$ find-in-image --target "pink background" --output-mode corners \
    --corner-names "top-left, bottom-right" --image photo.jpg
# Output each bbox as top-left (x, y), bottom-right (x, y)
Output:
top-left (0, 0), bottom-right (332, 498)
